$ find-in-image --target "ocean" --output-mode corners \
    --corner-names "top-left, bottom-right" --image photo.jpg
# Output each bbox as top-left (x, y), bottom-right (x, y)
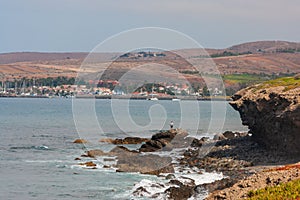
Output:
top-left (0, 98), bottom-right (247, 199)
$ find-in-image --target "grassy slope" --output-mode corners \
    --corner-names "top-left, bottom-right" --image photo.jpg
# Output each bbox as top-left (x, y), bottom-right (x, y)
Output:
top-left (255, 76), bottom-right (300, 91)
top-left (247, 179), bottom-right (300, 200)
top-left (262, 76), bottom-right (300, 89)
top-left (223, 74), bottom-right (271, 84)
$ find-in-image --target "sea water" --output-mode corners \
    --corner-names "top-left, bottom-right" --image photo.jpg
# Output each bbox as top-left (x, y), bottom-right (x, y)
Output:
top-left (0, 98), bottom-right (247, 199)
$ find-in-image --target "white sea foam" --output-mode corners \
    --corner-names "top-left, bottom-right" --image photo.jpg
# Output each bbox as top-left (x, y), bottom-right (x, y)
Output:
top-left (131, 179), bottom-right (170, 198)
top-left (173, 165), bottom-right (224, 185)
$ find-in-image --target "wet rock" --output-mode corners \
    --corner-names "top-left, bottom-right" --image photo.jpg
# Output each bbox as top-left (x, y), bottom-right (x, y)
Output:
top-left (223, 131), bottom-right (248, 139)
top-left (73, 139), bottom-right (88, 144)
top-left (132, 186), bottom-right (150, 196)
top-left (116, 154), bottom-right (174, 175)
top-left (100, 137), bottom-right (149, 144)
top-left (213, 133), bottom-right (226, 141)
top-left (84, 161), bottom-right (97, 167)
top-left (166, 174), bottom-right (176, 180)
top-left (87, 146), bottom-right (137, 158)
top-left (165, 182), bottom-right (194, 200)
top-left (190, 137), bottom-right (209, 147)
top-left (151, 130), bottom-right (177, 141)
top-left (109, 146), bottom-right (138, 154)
top-left (139, 129), bottom-right (188, 152)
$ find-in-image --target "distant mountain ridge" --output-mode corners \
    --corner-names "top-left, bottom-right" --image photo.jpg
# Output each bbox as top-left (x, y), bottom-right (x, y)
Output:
top-left (227, 40), bottom-right (300, 53)
top-left (0, 40), bottom-right (300, 81)
top-left (1, 40), bottom-right (299, 64)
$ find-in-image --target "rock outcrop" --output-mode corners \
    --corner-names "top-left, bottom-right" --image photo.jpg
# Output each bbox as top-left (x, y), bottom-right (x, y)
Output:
top-left (230, 77), bottom-right (300, 155)
top-left (99, 137), bottom-right (149, 144)
top-left (139, 129), bottom-right (188, 152)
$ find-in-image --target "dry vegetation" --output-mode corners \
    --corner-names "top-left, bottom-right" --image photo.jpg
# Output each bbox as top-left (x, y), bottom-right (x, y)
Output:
top-left (1, 41), bottom-right (300, 84)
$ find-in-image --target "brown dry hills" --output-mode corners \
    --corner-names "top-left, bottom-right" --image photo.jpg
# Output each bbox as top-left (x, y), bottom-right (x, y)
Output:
top-left (1, 41), bottom-right (300, 81)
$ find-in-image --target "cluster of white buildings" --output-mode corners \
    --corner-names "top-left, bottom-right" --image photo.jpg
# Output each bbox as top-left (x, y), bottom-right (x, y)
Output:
top-left (0, 82), bottom-right (223, 97)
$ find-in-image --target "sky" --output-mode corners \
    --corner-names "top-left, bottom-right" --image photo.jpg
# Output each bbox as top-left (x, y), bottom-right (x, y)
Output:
top-left (0, 0), bottom-right (299, 53)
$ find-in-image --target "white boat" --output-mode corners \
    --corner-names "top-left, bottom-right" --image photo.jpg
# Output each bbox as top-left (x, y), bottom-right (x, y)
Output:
top-left (172, 98), bottom-right (180, 101)
top-left (148, 97), bottom-right (158, 101)
top-left (148, 86), bottom-right (158, 100)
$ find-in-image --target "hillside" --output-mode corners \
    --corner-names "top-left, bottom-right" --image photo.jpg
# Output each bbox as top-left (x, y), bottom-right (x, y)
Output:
top-left (1, 41), bottom-right (300, 86)
top-left (227, 40), bottom-right (300, 53)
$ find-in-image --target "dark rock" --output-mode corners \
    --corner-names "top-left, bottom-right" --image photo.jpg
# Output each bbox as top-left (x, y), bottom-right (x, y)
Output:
top-left (109, 146), bottom-right (138, 154)
top-left (190, 137), bottom-right (209, 147)
top-left (166, 185), bottom-right (194, 200)
top-left (213, 133), bottom-right (227, 141)
top-left (100, 137), bottom-right (149, 144)
top-left (223, 131), bottom-right (248, 139)
top-left (230, 84), bottom-right (300, 155)
top-left (195, 178), bottom-right (236, 194)
top-left (139, 129), bottom-right (188, 152)
top-left (169, 179), bottom-right (183, 186)
top-left (132, 186), bottom-right (150, 196)
top-left (151, 130), bottom-right (176, 141)
top-left (116, 154), bottom-right (174, 175)
top-left (166, 174), bottom-right (176, 180)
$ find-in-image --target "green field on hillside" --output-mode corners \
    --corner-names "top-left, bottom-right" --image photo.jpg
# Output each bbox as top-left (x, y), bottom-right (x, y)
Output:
top-left (222, 74), bottom-right (270, 84)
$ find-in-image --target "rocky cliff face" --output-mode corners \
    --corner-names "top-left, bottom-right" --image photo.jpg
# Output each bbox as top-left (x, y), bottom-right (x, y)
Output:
top-left (230, 77), bottom-right (300, 155)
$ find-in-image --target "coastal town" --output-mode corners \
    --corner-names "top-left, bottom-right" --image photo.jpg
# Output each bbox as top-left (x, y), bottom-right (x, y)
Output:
top-left (0, 77), bottom-right (224, 99)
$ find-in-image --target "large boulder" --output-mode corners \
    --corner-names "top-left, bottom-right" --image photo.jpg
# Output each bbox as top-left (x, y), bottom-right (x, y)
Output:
top-left (165, 179), bottom-right (195, 200)
top-left (139, 129), bottom-right (188, 152)
top-left (230, 77), bottom-right (300, 155)
top-left (116, 154), bottom-right (174, 175)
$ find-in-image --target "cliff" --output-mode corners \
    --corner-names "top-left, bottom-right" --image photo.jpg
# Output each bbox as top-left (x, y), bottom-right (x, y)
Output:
top-left (230, 76), bottom-right (300, 155)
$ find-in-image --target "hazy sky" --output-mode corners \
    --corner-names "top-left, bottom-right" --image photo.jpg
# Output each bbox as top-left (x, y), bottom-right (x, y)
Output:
top-left (0, 0), bottom-right (299, 53)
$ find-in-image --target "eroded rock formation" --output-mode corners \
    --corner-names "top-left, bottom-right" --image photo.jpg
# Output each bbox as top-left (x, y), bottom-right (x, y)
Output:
top-left (230, 78), bottom-right (300, 155)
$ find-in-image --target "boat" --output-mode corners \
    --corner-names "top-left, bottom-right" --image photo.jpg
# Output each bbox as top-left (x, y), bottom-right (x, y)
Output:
top-left (148, 97), bottom-right (158, 101)
top-left (172, 97), bottom-right (180, 101)
top-left (148, 85), bottom-right (158, 100)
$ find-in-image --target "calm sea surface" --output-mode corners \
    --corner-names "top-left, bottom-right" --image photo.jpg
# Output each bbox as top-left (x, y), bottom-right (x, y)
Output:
top-left (0, 98), bottom-right (247, 200)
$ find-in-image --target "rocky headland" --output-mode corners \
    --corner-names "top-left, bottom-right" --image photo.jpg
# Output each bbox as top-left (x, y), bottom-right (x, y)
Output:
top-left (230, 76), bottom-right (300, 155)
top-left (73, 76), bottom-right (300, 199)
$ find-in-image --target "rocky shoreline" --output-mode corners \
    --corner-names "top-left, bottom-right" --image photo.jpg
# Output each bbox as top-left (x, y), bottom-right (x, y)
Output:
top-left (71, 76), bottom-right (300, 199)
top-left (73, 128), bottom-right (300, 199)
